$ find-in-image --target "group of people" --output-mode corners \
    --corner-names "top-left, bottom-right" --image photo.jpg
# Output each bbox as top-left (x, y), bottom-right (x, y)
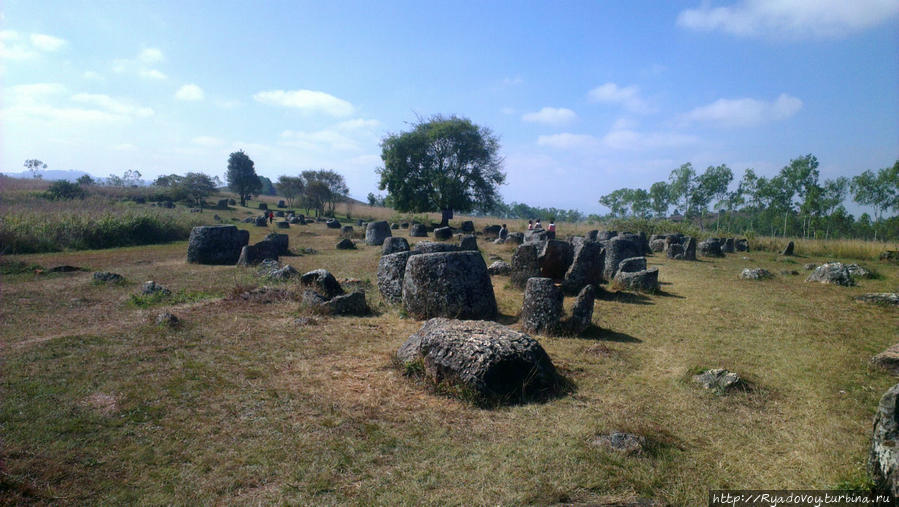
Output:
top-left (526, 218), bottom-right (555, 233)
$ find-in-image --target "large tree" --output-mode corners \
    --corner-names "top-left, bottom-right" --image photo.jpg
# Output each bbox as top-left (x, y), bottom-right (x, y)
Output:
top-left (302, 169), bottom-right (349, 217)
top-left (180, 172), bottom-right (217, 209)
top-left (226, 150), bottom-right (261, 207)
top-left (378, 115), bottom-right (505, 226)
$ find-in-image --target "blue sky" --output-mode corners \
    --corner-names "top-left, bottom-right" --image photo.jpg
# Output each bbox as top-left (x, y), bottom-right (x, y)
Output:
top-left (2, 0), bottom-right (897, 214)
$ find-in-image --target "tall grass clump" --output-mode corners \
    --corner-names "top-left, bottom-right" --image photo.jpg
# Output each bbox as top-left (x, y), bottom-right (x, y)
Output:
top-left (0, 210), bottom-right (207, 254)
top-left (749, 236), bottom-right (898, 261)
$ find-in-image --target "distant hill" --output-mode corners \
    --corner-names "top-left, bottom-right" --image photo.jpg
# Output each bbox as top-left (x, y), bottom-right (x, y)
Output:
top-left (1, 170), bottom-right (92, 182)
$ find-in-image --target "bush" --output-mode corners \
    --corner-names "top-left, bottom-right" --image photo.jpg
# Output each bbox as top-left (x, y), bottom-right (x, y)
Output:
top-left (45, 181), bottom-right (86, 200)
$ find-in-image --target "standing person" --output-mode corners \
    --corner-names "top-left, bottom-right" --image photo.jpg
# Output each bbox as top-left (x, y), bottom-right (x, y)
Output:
top-left (547, 218), bottom-right (556, 239)
top-left (534, 218), bottom-right (542, 229)
top-left (267, 210), bottom-right (274, 224)
top-left (527, 220), bottom-right (534, 230)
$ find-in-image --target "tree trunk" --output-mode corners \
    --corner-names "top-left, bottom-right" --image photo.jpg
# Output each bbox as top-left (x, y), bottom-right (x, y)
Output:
top-left (439, 208), bottom-right (453, 227)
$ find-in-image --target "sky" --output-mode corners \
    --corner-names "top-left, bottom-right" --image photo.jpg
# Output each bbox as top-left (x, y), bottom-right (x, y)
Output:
top-left (2, 0), bottom-right (898, 214)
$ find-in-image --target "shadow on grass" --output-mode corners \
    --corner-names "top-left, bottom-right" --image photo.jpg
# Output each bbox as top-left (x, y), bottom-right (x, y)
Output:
top-left (495, 312), bottom-right (519, 326)
top-left (578, 325), bottom-right (642, 343)
top-left (596, 289), bottom-right (653, 305)
top-left (654, 289), bottom-right (684, 298)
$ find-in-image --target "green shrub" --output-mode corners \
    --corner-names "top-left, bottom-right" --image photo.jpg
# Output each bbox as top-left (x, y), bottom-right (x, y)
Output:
top-left (44, 180), bottom-right (86, 200)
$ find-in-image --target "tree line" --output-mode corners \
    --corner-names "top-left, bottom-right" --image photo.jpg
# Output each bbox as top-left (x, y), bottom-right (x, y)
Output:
top-left (598, 155), bottom-right (899, 241)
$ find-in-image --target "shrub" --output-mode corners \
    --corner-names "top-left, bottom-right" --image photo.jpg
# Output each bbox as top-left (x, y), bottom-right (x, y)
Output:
top-left (45, 180), bottom-right (86, 200)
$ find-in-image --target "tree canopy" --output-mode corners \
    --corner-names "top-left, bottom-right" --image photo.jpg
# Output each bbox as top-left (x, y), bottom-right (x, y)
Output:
top-left (226, 150), bottom-right (261, 207)
top-left (378, 115), bottom-right (505, 226)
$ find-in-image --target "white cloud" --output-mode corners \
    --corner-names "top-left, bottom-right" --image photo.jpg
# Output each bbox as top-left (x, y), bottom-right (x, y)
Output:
top-left (253, 89), bottom-right (354, 117)
top-left (681, 93), bottom-right (802, 127)
top-left (279, 118), bottom-right (380, 152)
top-left (82, 71), bottom-right (103, 80)
top-left (521, 107), bottom-right (577, 126)
top-left (0, 30), bottom-right (17, 41)
top-left (139, 69), bottom-right (167, 80)
top-left (601, 129), bottom-right (698, 150)
top-left (4, 85), bottom-right (125, 124)
top-left (138, 48), bottom-right (164, 63)
top-left (537, 133), bottom-right (599, 149)
top-left (29, 33), bottom-right (66, 52)
top-left (192, 136), bottom-right (224, 147)
top-left (587, 83), bottom-right (652, 113)
top-left (677, 0), bottom-right (899, 39)
top-left (175, 84), bottom-right (205, 101)
top-left (71, 93), bottom-right (155, 118)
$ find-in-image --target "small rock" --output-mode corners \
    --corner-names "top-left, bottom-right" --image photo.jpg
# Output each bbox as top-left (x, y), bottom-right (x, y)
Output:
top-left (487, 260), bottom-right (512, 275)
top-left (804, 263), bottom-right (818, 270)
top-left (592, 432), bottom-right (645, 455)
top-left (857, 293), bottom-right (899, 307)
top-left (873, 343), bottom-right (899, 375)
top-left (141, 280), bottom-right (171, 296)
top-left (155, 312), bottom-right (179, 326)
top-left (294, 316), bottom-right (318, 326)
top-left (693, 368), bottom-right (744, 393)
top-left (740, 268), bottom-right (773, 280)
top-left (92, 271), bottom-right (124, 283)
top-left (336, 238), bottom-right (356, 250)
top-left (806, 262), bottom-right (855, 286)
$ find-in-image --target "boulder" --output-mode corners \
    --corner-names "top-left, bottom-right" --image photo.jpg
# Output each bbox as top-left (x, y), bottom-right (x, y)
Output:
top-left (402, 251), bottom-right (497, 320)
top-left (870, 383), bottom-right (899, 496)
top-left (391, 223), bottom-right (399, 230)
top-left (781, 241), bottom-right (795, 256)
top-left (322, 291), bottom-right (368, 315)
top-left (846, 263), bottom-right (873, 279)
top-left (561, 241), bottom-right (604, 294)
top-left (300, 269), bottom-right (344, 299)
top-left (92, 271), bottom-right (124, 283)
top-left (326, 219), bottom-right (341, 229)
top-left (382, 237), bottom-right (410, 256)
top-left (254, 216), bottom-right (268, 227)
top-left (524, 229), bottom-right (549, 243)
top-left (567, 284), bottom-right (596, 334)
top-left (336, 238), bottom-right (356, 250)
top-left (856, 293), bottom-right (899, 306)
top-left (395, 318), bottom-right (559, 401)
top-left (882, 251), bottom-right (899, 263)
top-left (236, 240), bottom-right (279, 266)
top-left (215, 199), bottom-right (229, 210)
top-left (460, 220), bottom-right (475, 233)
top-left (268, 264), bottom-right (299, 281)
top-left (683, 237), bottom-right (697, 261)
top-left (520, 277), bottom-right (563, 335)
top-left (510, 243), bottom-right (542, 289)
top-left (613, 268), bottom-right (659, 293)
top-left (735, 238), bottom-right (749, 252)
top-left (155, 311), bottom-right (179, 327)
top-left (410, 223), bottom-right (428, 237)
top-left (377, 251), bottom-right (412, 304)
top-left (804, 263), bottom-right (818, 270)
top-left (806, 262), bottom-right (855, 286)
top-left (667, 243), bottom-right (685, 259)
top-left (258, 203), bottom-right (268, 210)
top-left (433, 226), bottom-right (453, 241)
top-left (597, 231), bottom-right (617, 241)
top-left (740, 268), bottom-right (773, 280)
top-left (400, 222), bottom-right (409, 229)
top-left (539, 240), bottom-right (574, 279)
top-left (187, 225), bottom-right (250, 265)
top-left (483, 224), bottom-right (502, 238)
top-left (604, 237), bottom-right (641, 280)
top-left (699, 239), bottom-right (724, 257)
top-left (649, 238), bottom-right (666, 252)
top-left (505, 232), bottom-right (524, 245)
top-left (693, 368), bottom-right (744, 393)
top-left (487, 260), bottom-right (512, 275)
top-left (459, 235), bottom-right (478, 251)
top-left (340, 225), bottom-right (354, 239)
top-left (275, 210), bottom-right (285, 217)
top-left (365, 221), bottom-right (392, 245)
top-left (263, 233), bottom-right (289, 255)
top-left (411, 241), bottom-right (460, 254)
top-left (722, 238), bottom-right (735, 253)
top-left (617, 256), bottom-right (647, 273)
top-left (277, 200), bottom-right (286, 208)
top-left (586, 230), bottom-right (599, 242)
top-left (873, 344), bottom-right (899, 375)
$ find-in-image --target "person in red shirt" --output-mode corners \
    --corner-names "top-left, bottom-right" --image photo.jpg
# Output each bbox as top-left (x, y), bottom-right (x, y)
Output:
top-left (548, 218), bottom-right (556, 233)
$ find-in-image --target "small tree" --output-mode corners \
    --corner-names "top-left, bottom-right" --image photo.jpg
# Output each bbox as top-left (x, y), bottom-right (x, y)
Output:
top-left (180, 172), bottom-right (217, 209)
top-left (378, 115), bottom-right (505, 227)
top-left (76, 174), bottom-right (95, 186)
top-left (24, 159), bottom-right (47, 179)
top-left (302, 169), bottom-right (349, 217)
top-left (226, 150), bottom-right (261, 207)
top-left (276, 176), bottom-right (305, 208)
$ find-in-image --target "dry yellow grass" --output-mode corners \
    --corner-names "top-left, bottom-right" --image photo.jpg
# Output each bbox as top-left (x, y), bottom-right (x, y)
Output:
top-left (2, 201), bottom-right (898, 505)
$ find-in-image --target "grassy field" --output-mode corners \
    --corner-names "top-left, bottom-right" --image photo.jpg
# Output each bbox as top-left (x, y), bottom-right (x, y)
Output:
top-left (2, 197), bottom-right (898, 505)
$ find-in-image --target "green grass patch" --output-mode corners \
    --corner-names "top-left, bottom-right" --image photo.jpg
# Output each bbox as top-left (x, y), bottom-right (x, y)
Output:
top-left (128, 289), bottom-right (217, 308)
